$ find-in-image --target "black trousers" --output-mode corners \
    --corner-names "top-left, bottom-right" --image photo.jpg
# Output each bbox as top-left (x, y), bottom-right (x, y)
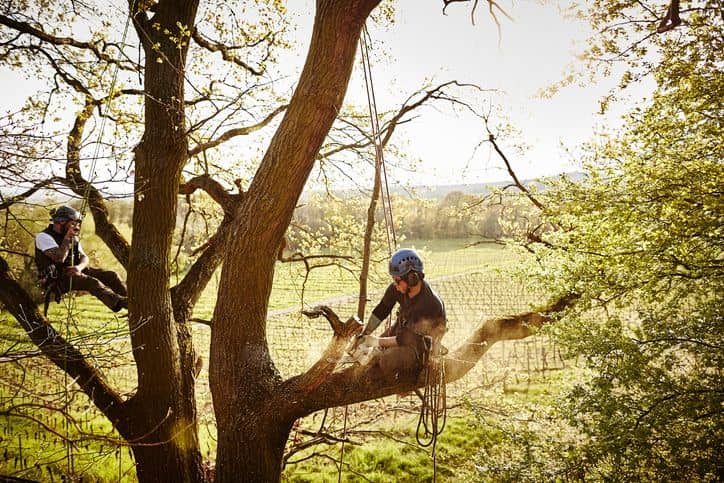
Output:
top-left (57, 267), bottom-right (127, 311)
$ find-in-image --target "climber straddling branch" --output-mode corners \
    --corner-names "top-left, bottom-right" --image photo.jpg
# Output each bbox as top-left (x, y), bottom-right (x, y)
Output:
top-left (344, 249), bottom-right (447, 370)
top-left (35, 206), bottom-right (128, 314)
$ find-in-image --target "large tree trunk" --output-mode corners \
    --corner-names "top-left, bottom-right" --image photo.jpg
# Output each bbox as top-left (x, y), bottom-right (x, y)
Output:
top-left (125, 1), bottom-right (204, 481)
top-left (209, 1), bottom-right (380, 481)
top-left (216, 406), bottom-right (296, 481)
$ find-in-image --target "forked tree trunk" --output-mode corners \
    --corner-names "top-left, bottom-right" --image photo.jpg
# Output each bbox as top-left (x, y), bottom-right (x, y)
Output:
top-left (210, 1), bottom-right (381, 481)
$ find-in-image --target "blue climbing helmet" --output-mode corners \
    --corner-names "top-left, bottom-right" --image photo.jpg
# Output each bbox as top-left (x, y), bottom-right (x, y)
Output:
top-left (51, 205), bottom-right (82, 223)
top-left (388, 248), bottom-right (424, 278)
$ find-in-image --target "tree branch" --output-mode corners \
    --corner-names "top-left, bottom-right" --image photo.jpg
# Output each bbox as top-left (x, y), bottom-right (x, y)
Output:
top-left (288, 306), bottom-right (363, 393)
top-left (178, 174), bottom-right (243, 214)
top-left (170, 212), bottom-right (236, 323)
top-left (170, 174), bottom-right (248, 322)
top-left (191, 28), bottom-right (264, 76)
top-left (0, 14), bottom-right (137, 69)
top-left (0, 177), bottom-right (64, 210)
top-left (0, 256), bottom-right (126, 425)
top-left (319, 81), bottom-right (485, 161)
top-left (286, 294), bottom-right (577, 416)
top-left (486, 131), bottom-right (546, 211)
top-left (656, 0), bottom-right (681, 33)
top-left (187, 104), bottom-right (287, 157)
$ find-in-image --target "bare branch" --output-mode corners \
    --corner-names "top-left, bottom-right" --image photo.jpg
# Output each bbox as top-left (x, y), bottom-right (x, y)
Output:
top-left (188, 104), bottom-right (287, 157)
top-left (191, 28), bottom-right (264, 76)
top-left (0, 177), bottom-right (64, 210)
top-left (441, 0), bottom-right (513, 29)
top-left (320, 81), bottom-right (488, 161)
top-left (485, 129), bottom-right (546, 211)
top-left (445, 293), bottom-right (578, 381)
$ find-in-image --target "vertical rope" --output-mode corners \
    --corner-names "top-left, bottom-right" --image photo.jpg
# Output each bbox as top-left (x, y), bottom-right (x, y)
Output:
top-left (361, 24), bottom-right (447, 481)
top-left (60, 4), bottom-right (135, 478)
top-left (360, 24), bottom-right (397, 335)
top-left (360, 25), bottom-right (396, 251)
top-left (416, 357), bottom-right (447, 461)
top-left (80, 2), bottom-right (134, 217)
top-left (337, 404), bottom-right (349, 483)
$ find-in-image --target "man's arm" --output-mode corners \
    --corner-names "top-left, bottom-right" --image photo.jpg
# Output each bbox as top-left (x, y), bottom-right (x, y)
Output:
top-left (41, 238), bottom-right (73, 264)
top-left (362, 313), bottom-right (383, 336)
top-left (362, 284), bottom-right (398, 335)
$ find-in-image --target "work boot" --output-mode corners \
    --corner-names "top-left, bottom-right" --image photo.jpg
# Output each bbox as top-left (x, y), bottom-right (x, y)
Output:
top-left (113, 296), bottom-right (128, 312)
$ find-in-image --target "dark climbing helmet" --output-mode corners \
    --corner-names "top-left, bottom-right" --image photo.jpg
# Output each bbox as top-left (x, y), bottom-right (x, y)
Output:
top-left (51, 206), bottom-right (82, 223)
top-left (388, 248), bottom-right (424, 278)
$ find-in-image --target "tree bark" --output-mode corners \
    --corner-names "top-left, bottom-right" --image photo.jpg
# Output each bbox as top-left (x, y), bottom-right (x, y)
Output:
top-left (125, 1), bottom-right (204, 481)
top-left (210, 1), bottom-right (381, 481)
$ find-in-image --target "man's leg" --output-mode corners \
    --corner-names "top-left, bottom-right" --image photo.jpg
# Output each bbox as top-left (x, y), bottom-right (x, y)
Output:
top-left (62, 273), bottom-right (126, 312)
top-left (83, 267), bottom-right (127, 296)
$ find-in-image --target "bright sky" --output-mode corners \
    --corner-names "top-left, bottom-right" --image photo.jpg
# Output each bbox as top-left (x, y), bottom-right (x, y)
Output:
top-left (290, 0), bottom-right (622, 187)
top-left (0, 1), bottom-right (637, 191)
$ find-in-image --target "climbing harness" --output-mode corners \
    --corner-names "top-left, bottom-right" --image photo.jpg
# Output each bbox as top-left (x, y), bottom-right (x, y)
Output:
top-left (38, 264), bottom-right (62, 317)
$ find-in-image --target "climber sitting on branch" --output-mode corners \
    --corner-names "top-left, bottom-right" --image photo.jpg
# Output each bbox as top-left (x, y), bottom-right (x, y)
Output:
top-left (347, 248), bottom-right (447, 373)
top-left (35, 205), bottom-right (128, 314)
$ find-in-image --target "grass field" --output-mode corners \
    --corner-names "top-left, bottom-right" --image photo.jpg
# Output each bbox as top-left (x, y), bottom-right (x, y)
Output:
top-left (189, 238), bottom-right (519, 318)
top-left (0, 239), bottom-right (563, 481)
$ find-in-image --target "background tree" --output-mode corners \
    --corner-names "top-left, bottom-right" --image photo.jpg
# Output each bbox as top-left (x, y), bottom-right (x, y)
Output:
top-left (502, 0), bottom-right (723, 479)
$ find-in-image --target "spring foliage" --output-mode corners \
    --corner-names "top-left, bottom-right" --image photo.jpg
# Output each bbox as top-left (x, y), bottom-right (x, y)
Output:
top-left (523, 2), bottom-right (723, 479)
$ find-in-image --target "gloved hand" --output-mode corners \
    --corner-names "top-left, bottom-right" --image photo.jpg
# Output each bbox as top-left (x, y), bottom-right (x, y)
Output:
top-left (352, 333), bottom-right (365, 348)
top-left (358, 335), bottom-right (380, 348)
top-left (341, 334), bottom-right (381, 365)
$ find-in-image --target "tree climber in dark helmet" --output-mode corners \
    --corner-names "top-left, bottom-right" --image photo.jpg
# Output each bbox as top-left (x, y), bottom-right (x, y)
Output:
top-left (35, 205), bottom-right (128, 314)
top-left (350, 248), bottom-right (447, 371)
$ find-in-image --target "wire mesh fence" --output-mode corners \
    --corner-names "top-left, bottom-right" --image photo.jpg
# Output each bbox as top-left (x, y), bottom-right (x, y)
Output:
top-left (0, 270), bottom-right (567, 480)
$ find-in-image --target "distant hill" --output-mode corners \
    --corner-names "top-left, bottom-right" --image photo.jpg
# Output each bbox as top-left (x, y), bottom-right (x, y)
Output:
top-left (387, 171), bottom-right (586, 200)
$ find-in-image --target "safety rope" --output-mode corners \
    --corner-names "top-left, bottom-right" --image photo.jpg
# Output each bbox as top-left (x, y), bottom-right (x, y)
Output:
top-left (337, 404), bottom-right (349, 483)
top-left (360, 23), bottom-right (397, 341)
top-left (415, 353), bottom-right (448, 481)
top-left (59, 3), bottom-right (135, 478)
top-left (360, 25), bottom-right (396, 251)
top-left (361, 23), bottom-right (449, 482)
top-left (335, 23), bottom-right (401, 482)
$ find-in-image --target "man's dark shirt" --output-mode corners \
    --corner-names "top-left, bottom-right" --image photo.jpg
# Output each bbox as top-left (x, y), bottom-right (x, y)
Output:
top-left (371, 280), bottom-right (446, 331)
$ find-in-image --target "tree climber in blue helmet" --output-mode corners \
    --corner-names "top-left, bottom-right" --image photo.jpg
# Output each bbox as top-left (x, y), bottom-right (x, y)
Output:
top-left (35, 205), bottom-right (128, 314)
top-left (350, 248), bottom-right (447, 370)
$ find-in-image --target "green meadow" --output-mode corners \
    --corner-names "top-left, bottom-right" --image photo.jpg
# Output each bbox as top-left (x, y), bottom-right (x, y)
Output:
top-left (1, 239), bottom-right (563, 481)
